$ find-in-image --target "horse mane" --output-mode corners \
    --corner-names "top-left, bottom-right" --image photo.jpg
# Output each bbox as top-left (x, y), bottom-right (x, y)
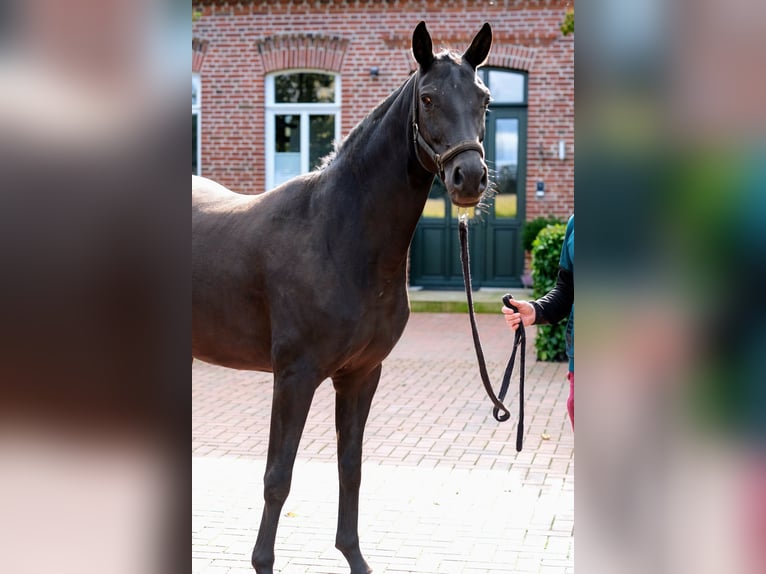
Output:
top-left (316, 51), bottom-right (466, 172)
top-left (314, 74), bottom-right (415, 172)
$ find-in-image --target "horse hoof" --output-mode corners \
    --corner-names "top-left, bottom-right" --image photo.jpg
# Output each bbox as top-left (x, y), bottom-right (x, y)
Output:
top-left (349, 560), bottom-right (372, 574)
top-left (251, 555), bottom-right (273, 574)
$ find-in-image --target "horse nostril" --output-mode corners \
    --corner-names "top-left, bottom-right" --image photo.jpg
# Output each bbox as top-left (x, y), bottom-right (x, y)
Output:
top-left (480, 170), bottom-right (488, 189)
top-left (453, 166), bottom-right (463, 188)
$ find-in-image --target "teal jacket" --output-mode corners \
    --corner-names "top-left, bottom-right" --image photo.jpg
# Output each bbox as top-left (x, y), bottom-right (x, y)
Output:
top-left (531, 215), bottom-right (574, 370)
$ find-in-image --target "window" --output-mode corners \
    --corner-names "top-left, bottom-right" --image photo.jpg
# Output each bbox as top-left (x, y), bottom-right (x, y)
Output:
top-left (477, 69), bottom-right (527, 219)
top-left (265, 71), bottom-right (341, 189)
top-left (192, 74), bottom-right (201, 175)
top-left (486, 69), bottom-right (526, 104)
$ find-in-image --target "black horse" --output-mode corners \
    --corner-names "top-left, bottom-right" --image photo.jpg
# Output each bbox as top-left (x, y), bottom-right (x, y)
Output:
top-left (192, 22), bottom-right (492, 574)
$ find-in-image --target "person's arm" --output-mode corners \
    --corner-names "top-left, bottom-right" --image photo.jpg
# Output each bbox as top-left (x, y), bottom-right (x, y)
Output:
top-left (505, 214), bottom-right (574, 332)
top-left (530, 267), bottom-right (573, 325)
top-left (502, 267), bottom-right (573, 331)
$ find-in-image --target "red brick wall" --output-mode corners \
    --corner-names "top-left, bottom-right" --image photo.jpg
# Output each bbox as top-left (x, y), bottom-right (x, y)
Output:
top-left (192, 0), bottom-right (573, 221)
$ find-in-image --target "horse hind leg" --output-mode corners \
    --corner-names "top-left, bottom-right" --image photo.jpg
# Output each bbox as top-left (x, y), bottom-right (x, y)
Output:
top-left (251, 365), bottom-right (319, 574)
top-left (332, 364), bottom-right (381, 574)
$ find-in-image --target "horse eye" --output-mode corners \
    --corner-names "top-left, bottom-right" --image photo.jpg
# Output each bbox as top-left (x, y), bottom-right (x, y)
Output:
top-left (421, 95), bottom-right (433, 108)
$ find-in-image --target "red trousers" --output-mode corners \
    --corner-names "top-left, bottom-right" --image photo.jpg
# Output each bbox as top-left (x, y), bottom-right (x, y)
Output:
top-left (567, 371), bottom-right (574, 430)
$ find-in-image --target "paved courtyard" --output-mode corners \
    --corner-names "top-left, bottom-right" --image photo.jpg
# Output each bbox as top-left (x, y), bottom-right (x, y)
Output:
top-left (193, 312), bottom-right (573, 574)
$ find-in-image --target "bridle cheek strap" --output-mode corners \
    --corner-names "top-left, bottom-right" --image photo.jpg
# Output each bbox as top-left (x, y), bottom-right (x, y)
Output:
top-left (413, 125), bottom-right (484, 181)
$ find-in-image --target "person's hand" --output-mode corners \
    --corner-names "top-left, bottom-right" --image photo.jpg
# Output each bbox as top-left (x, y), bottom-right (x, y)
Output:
top-left (502, 299), bottom-right (536, 331)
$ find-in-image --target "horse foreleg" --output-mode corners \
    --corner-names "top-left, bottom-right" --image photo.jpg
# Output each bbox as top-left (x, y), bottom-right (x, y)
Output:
top-left (332, 364), bottom-right (381, 574)
top-left (251, 368), bottom-right (318, 574)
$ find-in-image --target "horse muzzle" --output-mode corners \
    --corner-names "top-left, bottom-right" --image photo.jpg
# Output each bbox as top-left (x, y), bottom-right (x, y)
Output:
top-left (444, 151), bottom-right (488, 206)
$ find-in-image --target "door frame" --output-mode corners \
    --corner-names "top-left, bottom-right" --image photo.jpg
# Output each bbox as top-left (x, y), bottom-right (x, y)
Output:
top-left (481, 105), bottom-right (527, 288)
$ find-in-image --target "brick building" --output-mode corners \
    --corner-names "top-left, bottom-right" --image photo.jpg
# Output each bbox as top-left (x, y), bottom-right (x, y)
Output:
top-left (192, 0), bottom-right (574, 288)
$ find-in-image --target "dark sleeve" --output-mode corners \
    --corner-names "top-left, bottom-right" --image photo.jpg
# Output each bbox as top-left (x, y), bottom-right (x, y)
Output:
top-left (530, 267), bottom-right (573, 325)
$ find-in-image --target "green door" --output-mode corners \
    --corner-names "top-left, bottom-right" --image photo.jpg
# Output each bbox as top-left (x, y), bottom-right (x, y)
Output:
top-left (411, 69), bottom-right (527, 289)
top-left (409, 179), bottom-right (477, 289)
top-left (481, 107), bottom-right (527, 287)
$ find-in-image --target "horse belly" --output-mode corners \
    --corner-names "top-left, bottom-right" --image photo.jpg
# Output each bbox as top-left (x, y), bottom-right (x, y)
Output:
top-left (192, 290), bottom-right (273, 371)
top-left (192, 323), bottom-right (272, 371)
top-left (192, 213), bottom-right (273, 371)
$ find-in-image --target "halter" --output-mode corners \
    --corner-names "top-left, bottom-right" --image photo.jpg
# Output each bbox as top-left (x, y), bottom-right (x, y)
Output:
top-left (410, 71), bottom-right (485, 181)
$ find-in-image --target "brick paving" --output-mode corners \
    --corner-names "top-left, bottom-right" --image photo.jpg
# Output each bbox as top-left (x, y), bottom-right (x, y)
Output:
top-left (193, 313), bottom-right (573, 574)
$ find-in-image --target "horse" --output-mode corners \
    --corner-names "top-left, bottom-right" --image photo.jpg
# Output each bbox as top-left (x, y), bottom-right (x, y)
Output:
top-left (192, 21), bottom-right (492, 574)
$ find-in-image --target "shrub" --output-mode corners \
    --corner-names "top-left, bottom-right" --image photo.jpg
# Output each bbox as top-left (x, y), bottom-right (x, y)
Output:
top-left (531, 224), bottom-right (567, 362)
top-left (560, 8), bottom-right (574, 36)
top-left (522, 215), bottom-right (564, 252)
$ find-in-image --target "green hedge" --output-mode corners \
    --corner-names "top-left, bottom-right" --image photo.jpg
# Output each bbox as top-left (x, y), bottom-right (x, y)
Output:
top-left (522, 215), bottom-right (564, 252)
top-left (531, 224), bottom-right (568, 362)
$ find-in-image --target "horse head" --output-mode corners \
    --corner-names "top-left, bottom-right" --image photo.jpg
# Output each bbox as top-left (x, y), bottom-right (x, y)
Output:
top-left (411, 21), bottom-right (492, 207)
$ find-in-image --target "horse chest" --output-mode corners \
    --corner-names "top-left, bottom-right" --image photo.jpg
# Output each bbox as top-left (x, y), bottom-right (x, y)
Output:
top-left (347, 295), bottom-right (410, 363)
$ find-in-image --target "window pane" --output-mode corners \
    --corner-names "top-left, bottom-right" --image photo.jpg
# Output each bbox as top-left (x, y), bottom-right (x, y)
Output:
top-left (275, 73), bottom-right (335, 103)
top-left (192, 113), bottom-right (199, 175)
top-left (488, 70), bottom-right (525, 103)
top-left (275, 114), bottom-right (301, 152)
top-left (423, 179), bottom-right (447, 219)
top-left (423, 198), bottom-right (446, 218)
top-left (275, 115), bottom-right (301, 186)
top-left (493, 118), bottom-right (519, 218)
top-left (192, 75), bottom-right (200, 108)
top-left (309, 114), bottom-right (335, 169)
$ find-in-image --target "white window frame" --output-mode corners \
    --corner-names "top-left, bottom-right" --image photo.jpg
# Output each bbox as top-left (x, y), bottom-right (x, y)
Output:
top-left (265, 70), bottom-right (341, 190)
top-left (192, 74), bottom-right (201, 176)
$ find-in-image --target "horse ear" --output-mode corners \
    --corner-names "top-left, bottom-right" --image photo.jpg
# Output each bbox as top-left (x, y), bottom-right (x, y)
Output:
top-left (412, 21), bottom-right (434, 71)
top-left (463, 22), bottom-right (492, 69)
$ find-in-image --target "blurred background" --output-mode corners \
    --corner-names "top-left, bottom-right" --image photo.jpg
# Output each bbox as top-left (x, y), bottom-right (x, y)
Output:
top-left (0, 1), bottom-right (187, 573)
top-left (0, 0), bottom-right (764, 573)
top-left (577, 0), bottom-right (766, 572)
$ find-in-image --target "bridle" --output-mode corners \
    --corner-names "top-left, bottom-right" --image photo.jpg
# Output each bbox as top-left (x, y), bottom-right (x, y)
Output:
top-left (409, 70), bottom-right (526, 451)
top-left (410, 71), bottom-right (485, 182)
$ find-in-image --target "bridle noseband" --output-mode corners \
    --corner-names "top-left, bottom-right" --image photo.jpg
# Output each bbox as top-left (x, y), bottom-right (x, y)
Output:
top-left (410, 71), bottom-right (485, 182)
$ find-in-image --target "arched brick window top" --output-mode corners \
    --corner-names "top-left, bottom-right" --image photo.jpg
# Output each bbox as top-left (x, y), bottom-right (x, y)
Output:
top-left (382, 33), bottom-right (537, 73)
top-left (192, 37), bottom-right (209, 73)
top-left (257, 34), bottom-right (350, 74)
top-left (487, 46), bottom-right (537, 73)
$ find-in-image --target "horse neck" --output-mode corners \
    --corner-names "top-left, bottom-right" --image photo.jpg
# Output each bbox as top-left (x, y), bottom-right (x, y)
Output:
top-left (332, 77), bottom-right (434, 276)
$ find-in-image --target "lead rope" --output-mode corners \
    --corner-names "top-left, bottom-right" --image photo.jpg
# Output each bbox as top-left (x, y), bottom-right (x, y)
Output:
top-left (458, 217), bottom-right (526, 452)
